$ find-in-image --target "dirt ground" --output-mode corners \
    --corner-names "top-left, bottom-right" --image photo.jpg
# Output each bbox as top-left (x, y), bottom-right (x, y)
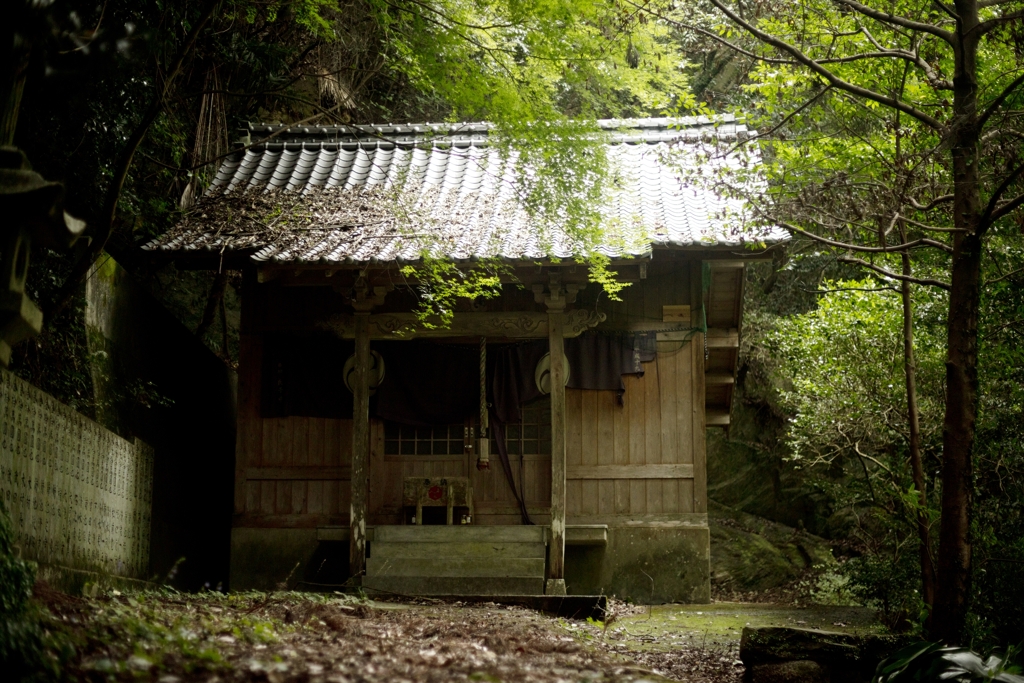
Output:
top-left (37, 588), bottom-right (880, 683)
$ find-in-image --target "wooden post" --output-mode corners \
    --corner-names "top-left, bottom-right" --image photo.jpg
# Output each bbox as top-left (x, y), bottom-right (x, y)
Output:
top-left (545, 289), bottom-right (568, 596)
top-left (349, 310), bottom-right (371, 581)
top-left (348, 279), bottom-right (388, 582)
top-left (690, 262), bottom-right (707, 514)
top-left (235, 268), bottom-right (263, 517)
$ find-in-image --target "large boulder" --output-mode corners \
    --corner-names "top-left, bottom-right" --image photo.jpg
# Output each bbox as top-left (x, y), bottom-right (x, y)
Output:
top-left (740, 627), bottom-right (915, 683)
top-left (710, 501), bottom-right (834, 594)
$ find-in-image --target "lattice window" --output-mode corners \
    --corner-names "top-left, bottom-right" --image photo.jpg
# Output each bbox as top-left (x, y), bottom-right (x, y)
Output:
top-left (384, 423), bottom-right (465, 456)
top-left (500, 396), bottom-right (551, 457)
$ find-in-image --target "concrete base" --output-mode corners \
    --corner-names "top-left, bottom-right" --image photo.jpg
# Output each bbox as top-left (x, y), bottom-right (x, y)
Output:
top-left (229, 523), bottom-right (710, 602)
top-left (364, 525), bottom-right (547, 596)
top-left (564, 525), bottom-right (710, 603)
top-left (230, 528), bottom-right (320, 590)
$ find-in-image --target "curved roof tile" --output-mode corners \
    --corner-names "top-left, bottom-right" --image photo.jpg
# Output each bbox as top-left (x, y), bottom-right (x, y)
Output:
top-left (145, 116), bottom-right (785, 263)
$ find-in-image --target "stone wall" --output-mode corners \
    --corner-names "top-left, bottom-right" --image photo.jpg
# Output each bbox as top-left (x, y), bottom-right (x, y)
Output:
top-left (0, 366), bottom-right (154, 580)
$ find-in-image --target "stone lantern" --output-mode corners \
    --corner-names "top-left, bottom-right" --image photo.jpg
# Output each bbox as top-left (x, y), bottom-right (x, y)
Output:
top-left (0, 146), bottom-right (85, 365)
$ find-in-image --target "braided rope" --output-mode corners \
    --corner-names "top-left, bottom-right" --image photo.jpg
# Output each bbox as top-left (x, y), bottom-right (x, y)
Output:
top-left (479, 336), bottom-right (488, 438)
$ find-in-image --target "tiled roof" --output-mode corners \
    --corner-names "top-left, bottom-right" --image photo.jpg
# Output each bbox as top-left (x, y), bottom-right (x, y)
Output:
top-left (143, 116), bottom-right (785, 265)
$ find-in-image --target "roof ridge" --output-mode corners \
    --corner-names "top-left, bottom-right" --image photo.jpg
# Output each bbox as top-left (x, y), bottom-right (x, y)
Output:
top-left (240, 115), bottom-right (747, 149)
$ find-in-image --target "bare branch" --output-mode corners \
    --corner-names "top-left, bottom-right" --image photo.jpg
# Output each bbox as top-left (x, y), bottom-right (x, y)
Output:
top-left (982, 317), bottom-right (1024, 340)
top-left (988, 191), bottom-right (1024, 224)
top-left (980, 159), bottom-right (1024, 227)
top-left (706, 0), bottom-right (944, 130)
top-left (838, 256), bottom-right (952, 290)
top-left (781, 221), bottom-right (955, 253)
top-left (836, 0), bottom-right (956, 44)
top-left (855, 26), bottom-right (953, 89)
top-left (908, 194), bottom-right (955, 211)
top-left (978, 71), bottom-right (1024, 130)
top-left (979, 8), bottom-right (1024, 34)
top-left (900, 216), bottom-right (965, 232)
top-left (816, 50), bottom-right (952, 89)
top-left (723, 86), bottom-right (833, 156)
top-left (987, 266), bottom-right (1024, 284)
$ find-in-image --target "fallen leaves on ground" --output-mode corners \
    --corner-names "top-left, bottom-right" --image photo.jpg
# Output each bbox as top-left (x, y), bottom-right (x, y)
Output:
top-left (36, 588), bottom-right (745, 683)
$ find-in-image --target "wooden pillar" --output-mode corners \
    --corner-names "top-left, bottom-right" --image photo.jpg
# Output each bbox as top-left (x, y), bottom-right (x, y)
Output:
top-left (690, 262), bottom-right (707, 514)
top-left (235, 268), bottom-right (263, 517)
top-left (540, 280), bottom-right (569, 596)
top-left (534, 277), bottom-right (580, 596)
top-left (348, 279), bottom-right (388, 582)
top-left (349, 311), bottom-right (370, 581)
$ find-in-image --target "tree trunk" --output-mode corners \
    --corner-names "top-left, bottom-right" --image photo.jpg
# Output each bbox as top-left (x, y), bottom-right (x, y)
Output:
top-left (933, 3), bottom-right (982, 640)
top-left (900, 247), bottom-right (936, 618)
top-left (932, 232), bottom-right (981, 643)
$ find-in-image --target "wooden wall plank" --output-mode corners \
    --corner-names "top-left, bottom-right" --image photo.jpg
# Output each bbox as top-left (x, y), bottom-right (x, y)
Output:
top-left (691, 326), bottom-right (707, 513)
top-left (307, 480), bottom-right (323, 515)
top-left (613, 393), bottom-right (629, 466)
top-left (260, 481), bottom-right (275, 514)
top-left (658, 351), bottom-right (680, 465)
top-left (680, 478), bottom-right (695, 513)
top-left (598, 480), bottom-right (614, 515)
top-left (567, 464), bottom-right (694, 478)
top-left (626, 375), bottom-right (646, 465)
top-left (581, 390), bottom-right (599, 516)
top-left (597, 396), bottom-right (614, 467)
top-left (291, 481), bottom-right (307, 514)
top-left (567, 479), bottom-right (581, 517)
top-left (338, 419), bottom-right (353, 467)
top-left (290, 417), bottom-right (309, 466)
top-left (614, 480), bottom-right (629, 514)
top-left (369, 420), bottom-right (385, 521)
top-left (325, 478), bottom-right (339, 515)
top-left (678, 330), bottom-right (694, 466)
top-left (245, 481), bottom-right (260, 513)
top-left (235, 325), bottom-right (263, 514)
top-left (276, 481), bottom-right (291, 514)
top-left (308, 418), bottom-right (325, 467)
top-left (323, 419), bottom-right (339, 467)
top-left (567, 390), bottom-right (583, 467)
top-left (663, 477), bottom-right (679, 513)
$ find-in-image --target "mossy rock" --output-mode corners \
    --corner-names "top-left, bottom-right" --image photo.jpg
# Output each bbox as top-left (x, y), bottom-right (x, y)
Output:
top-left (740, 627), bottom-right (917, 683)
top-left (709, 501), bottom-right (834, 593)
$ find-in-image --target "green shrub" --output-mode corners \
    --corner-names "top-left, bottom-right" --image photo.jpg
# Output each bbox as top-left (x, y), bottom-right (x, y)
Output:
top-left (0, 501), bottom-right (66, 681)
top-left (874, 642), bottom-right (1023, 683)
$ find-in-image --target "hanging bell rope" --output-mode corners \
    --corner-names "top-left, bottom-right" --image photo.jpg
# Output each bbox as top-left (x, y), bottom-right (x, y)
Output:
top-left (477, 336), bottom-right (490, 470)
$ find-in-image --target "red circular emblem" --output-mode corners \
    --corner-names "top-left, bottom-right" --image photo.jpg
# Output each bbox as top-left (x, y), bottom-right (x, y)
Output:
top-left (428, 485), bottom-right (444, 501)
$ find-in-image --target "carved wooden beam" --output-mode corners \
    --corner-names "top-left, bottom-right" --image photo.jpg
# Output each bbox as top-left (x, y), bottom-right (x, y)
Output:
top-left (321, 309), bottom-right (606, 340)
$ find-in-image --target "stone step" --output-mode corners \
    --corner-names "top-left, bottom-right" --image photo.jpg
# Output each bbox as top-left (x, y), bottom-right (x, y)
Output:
top-left (363, 575), bottom-right (546, 596)
top-left (366, 556), bottom-right (545, 578)
top-left (372, 525), bottom-right (546, 544)
top-left (370, 541), bottom-right (546, 560)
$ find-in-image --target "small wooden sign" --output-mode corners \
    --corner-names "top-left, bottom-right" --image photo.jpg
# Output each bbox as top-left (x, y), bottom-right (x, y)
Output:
top-left (662, 305), bottom-right (691, 323)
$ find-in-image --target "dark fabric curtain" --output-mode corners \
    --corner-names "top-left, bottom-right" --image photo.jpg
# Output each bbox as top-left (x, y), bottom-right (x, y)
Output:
top-left (262, 332), bottom-right (355, 418)
top-left (490, 332), bottom-right (659, 422)
top-left (565, 331), bottom-right (657, 394)
top-left (264, 331), bottom-right (658, 422)
top-left (373, 341), bottom-right (479, 426)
